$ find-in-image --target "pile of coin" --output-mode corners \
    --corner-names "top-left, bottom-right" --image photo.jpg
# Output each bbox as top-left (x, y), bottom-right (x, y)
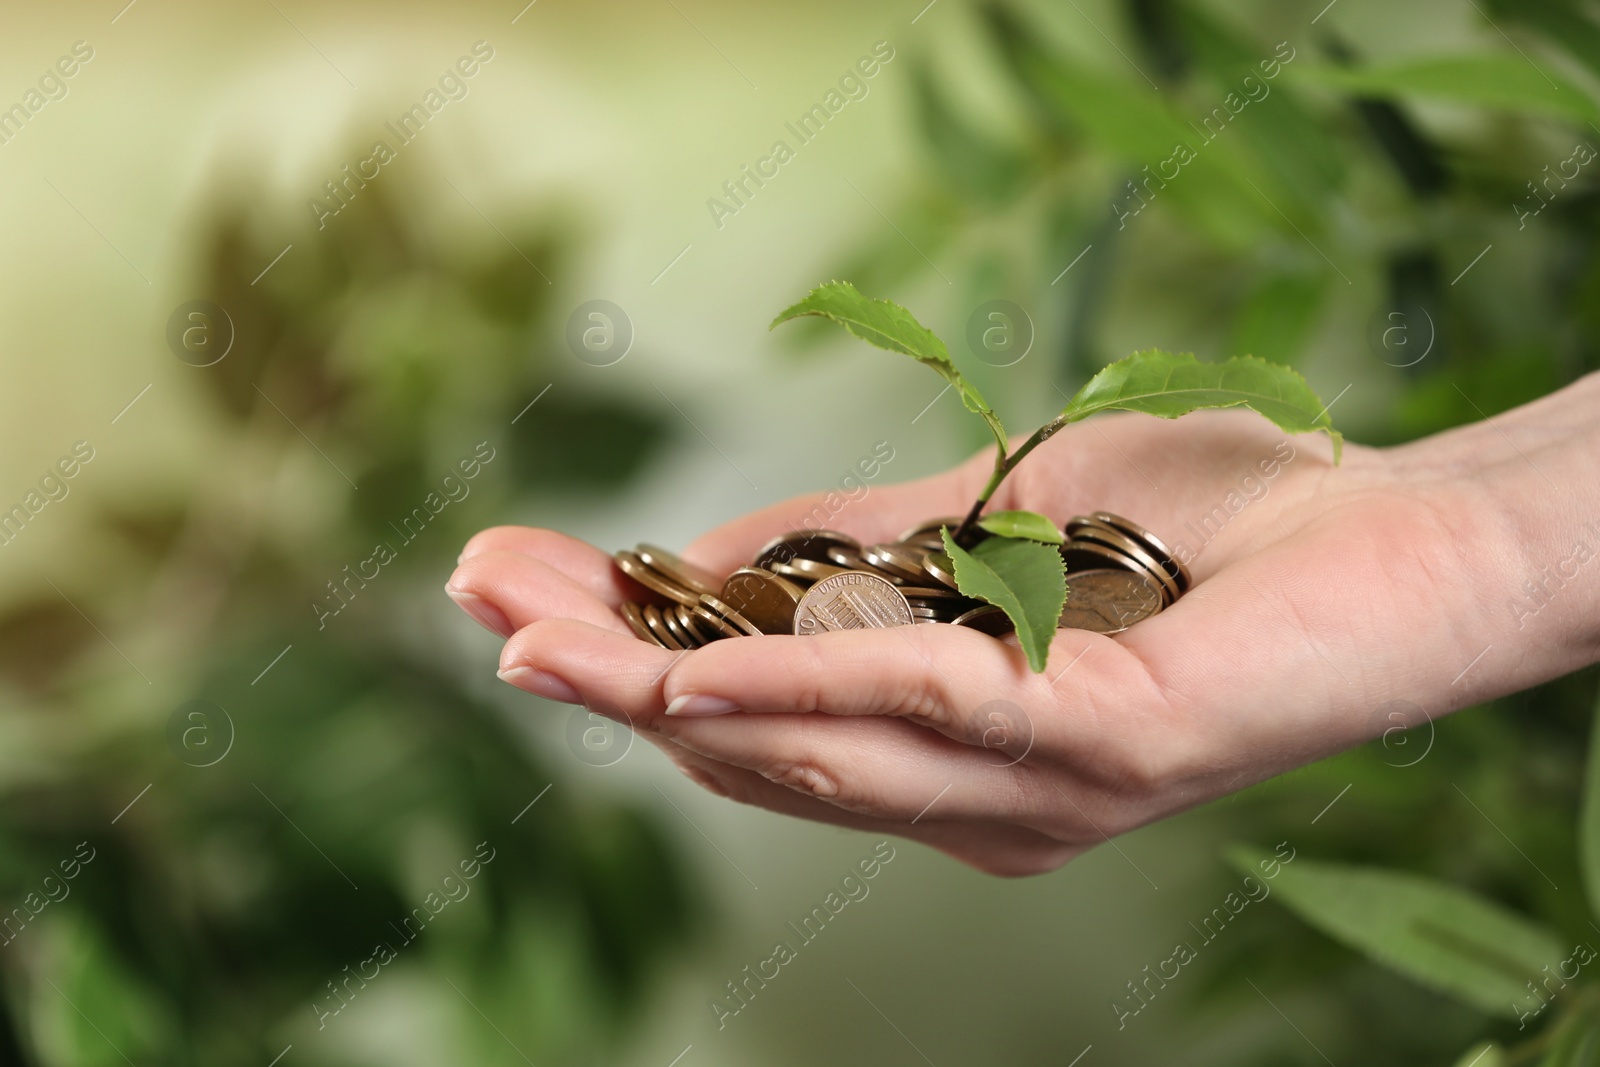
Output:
top-left (612, 512), bottom-right (1189, 650)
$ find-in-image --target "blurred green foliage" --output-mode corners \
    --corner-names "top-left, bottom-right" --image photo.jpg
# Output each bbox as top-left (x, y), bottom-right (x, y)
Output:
top-left (0, 162), bottom-right (689, 1065)
top-left (835, 0), bottom-right (1600, 1061)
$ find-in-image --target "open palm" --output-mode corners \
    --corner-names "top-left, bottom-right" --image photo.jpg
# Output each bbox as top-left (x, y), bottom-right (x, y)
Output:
top-left (448, 378), bottom-right (1599, 875)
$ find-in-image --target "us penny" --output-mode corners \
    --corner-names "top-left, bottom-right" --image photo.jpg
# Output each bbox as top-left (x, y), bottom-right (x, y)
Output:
top-left (720, 568), bottom-right (805, 635)
top-left (754, 530), bottom-right (861, 569)
top-left (675, 602), bottom-right (721, 645)
top-left (769, 557), bottom-right (849, 583)
top-left (921, 552), bottom-right (961, 590)
top-left (1058, 569), bottom-right (1163, 634)
top-left (951, 605), bottom-right (1014, 635)
top-left (825, 544), bottom-right (870, 570)
top-left (863, 543), bottom-right (930, 583)
top-left (641, 603), bottom-right (685, 649)
top-left (691, 602), bottom-right (746, 640)
top-left (658, 601), bottom-right (698, 648)
top-left (621, 601), bottom-right (656, 644)
top-left (896, 517), bottom-right (963, 543)
top-left (635, 544), bottom-right (721, 597)
top-left (793, 572), bottom-right (914, 635)
top-left (1090, 511), bottom-right (1192, 592)
top-left (1067, 523), bottom-right (1180, 606)
top-left (897, 584), bottom-right (968, 601)
top-left (698, 593), bottom-right (765, 638)
top-left (1059, 539), bottom-right (1143, 576)
top-left (614, 550), bottom-right (700, 607)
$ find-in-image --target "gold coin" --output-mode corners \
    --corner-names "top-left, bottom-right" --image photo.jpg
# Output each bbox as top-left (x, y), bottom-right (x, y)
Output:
top-left (635, 544), bottom-right (720, 597)
top-left (754, 530), bottom-right (861, 569)
top-left (1058, 569), bottom-right (1163, 634)
top-left (1090, 511), bottom-right (1191, 592)
top-left (614, 550), bottom-right (700, 607)
top-left (720, 568), bottom-right (805, 635)
top-left (793, 572), bottom-right (914, 635)
top-left (698, 593), bottom-right (765, 637)
top-left (641, 603), bottom-right (685, 649)
top-left (620, 602), bottom-right (656, 644)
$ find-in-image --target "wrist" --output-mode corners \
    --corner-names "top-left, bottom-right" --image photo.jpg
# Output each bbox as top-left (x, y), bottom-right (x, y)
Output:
top-left (1455, 373), bottom-right (1600, 681)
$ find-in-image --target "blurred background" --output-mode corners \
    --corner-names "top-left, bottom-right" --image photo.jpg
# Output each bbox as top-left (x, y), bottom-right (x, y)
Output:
top-left (1, 0), bottom-right (1598, 1063)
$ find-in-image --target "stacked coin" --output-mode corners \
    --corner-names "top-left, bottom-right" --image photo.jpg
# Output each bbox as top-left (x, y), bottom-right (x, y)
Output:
top-left (612, 511), bottom-right (1189, 649)
top-left (1056, 512), bottom-right (1189, 635)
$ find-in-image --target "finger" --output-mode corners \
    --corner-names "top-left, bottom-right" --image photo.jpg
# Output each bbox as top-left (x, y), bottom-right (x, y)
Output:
top-left (499, 617), bottom-right (683, 717)
top-left (497, 621), bottom-right (1080, 875)
top-left (642, 732), bottom-right (1080, 877)
top-left (448, 551), bottom-right (631, 638)
top-left (659, 624), bottom-right (1117, 751)
top-left (684, 460), bottom-right (988, 575)
top-left (457, 526), bottom-right (636, 607)
top-left (656, 705), bottom-right (1056, 827)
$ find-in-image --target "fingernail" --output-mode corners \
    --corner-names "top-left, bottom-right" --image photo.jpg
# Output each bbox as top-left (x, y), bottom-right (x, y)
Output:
top-left (497, 666), bottom-right (583, 704)
top-left (664, 694), bottom-right (740, 717)
top-left (447, 589), bottom-right (514, 637)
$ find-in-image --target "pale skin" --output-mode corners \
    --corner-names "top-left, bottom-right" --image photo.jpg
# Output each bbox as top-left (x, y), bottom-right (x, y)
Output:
top-left (447, 373), bottom-right (1600, 876)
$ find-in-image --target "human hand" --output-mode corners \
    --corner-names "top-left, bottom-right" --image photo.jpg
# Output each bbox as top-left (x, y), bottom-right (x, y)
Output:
top-left (446, 375), bottom-right (1600, 875)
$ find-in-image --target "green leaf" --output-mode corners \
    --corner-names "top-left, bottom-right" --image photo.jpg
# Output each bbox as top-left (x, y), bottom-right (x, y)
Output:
top-left (772, 282), bottom-right (1008, 456)
top-left (1539, 1013), bottom-right (1600, 1067)
top-left (1228, 846), bottom-right (1566, 1017)
top-left (1060, 349), bottom-right (1343, 462)
top-left (1451, 1044), bottom-right (1503, 1067)
top-left (1290, 57), bottom-right (1600, 124)
top-left (942, 528), bottom-right (1065, 672)
top-left (979, 4), bottom-right (1275, 248)
top-left (1578, 682), bottom-right (1600, 919)
top-left (977, 510), bottom-right (1063, 544)
top-left (1489, 0), bottom-right (1600, 91)
top-left (910, 61), bottom-right (1031, 204)
top-left (1174, 9), bottom-right (1346, 206)
top-left (1228, 271), bottom-right (1328, 365)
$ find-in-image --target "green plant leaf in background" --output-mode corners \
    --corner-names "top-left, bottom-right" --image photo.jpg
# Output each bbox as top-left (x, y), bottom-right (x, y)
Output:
top-left (1451, 1043), bottom-right (1503, 1067)
top-left (1536, 1009), bottom-right (1600, 1067)
top-left (1290, 56), bottom-right (1600, 124)
top-left (1227, 271), bottom-right (1328, 365)
top-left (978, 2), bottom-right (1275, 247)
top-left (772, 282), bottom-right (1009, 457)
top-left (941, 528), bottom-right (1066, 672)
top-left (977, 509), bottom-right (1064, 543)
top-left (1059, 350), bottom-right (1343, 461)
top-left (909, 60), bottom-right (1032, 204)
top-left (1228, 846), bottom-right (1567, 1017)
top-left (1488, 0), bottom-right (1600, 87)
top-left (1173, 5), bottom-right (1347, 209)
